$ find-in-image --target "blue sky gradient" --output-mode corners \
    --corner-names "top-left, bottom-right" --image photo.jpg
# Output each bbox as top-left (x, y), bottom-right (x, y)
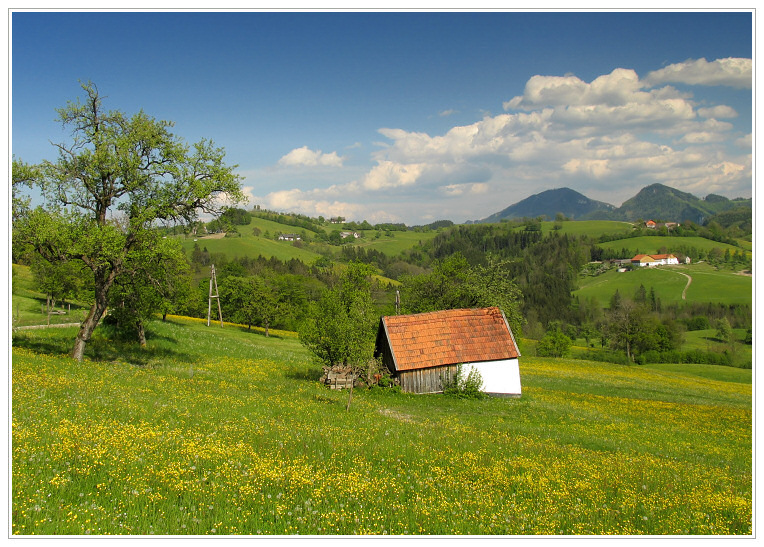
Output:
top-left (11, 11), bottom-right (753, 224)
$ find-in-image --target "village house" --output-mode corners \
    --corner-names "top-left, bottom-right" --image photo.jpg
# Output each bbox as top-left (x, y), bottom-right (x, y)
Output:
top-left (340, 231), bottom-right (360, 239)
top-left (277, 233), bottom-right (301, 241)
top-left (374, 307), bottom-right (522, 397)
top-left (645, 220), bottom-right (657, 229)
top-left (631, 253), bottom-right (680, 267)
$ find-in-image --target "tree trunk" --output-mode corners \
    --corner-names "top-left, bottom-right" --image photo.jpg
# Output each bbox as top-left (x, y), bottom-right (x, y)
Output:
top-left (71, 275), bottom-right (113, 361)
top-left (71, 300), bottom-right (107, 361)
top-left (137, 321), bottom-right (147, 347)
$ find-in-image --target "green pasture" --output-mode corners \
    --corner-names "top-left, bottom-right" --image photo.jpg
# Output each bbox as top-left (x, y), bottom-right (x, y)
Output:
top-left (11, 315), bottom-right (751, 535)
top-left (574, 263), bottom-right (752, 307)
top-left (353, 229), bottom-right (439, 256)
top-left (643, 362), bottom-right (752, 384)
top-left (542, 220), bottom-right (635, 238)
top-left (11, 265), bottom-right (90, 328)
top-left (596, 235), bottom-right (749, 258)
top-left (177, 232), bottom-right (322, 264)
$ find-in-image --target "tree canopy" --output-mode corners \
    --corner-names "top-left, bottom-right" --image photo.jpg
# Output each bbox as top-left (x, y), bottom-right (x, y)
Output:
top-left (15, 82), bottom-right (244, 360)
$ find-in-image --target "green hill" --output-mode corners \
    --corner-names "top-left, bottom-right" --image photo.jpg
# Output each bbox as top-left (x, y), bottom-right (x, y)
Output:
top-left (11, 317), bottom-right (751, 535)
top-left (595, 235), bottom-right (750, 259)
top-left (574, 263), bottom-right (752, 307)
top-left (177, 217), bottom-right (439, 266)
top-left (605, 183), bottom-right (751, 224)
top-left (479, 187), bottom-right (615, 222)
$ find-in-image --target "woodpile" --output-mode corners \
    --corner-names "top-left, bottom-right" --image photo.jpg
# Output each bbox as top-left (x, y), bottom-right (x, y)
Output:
top-left (320, 365), bottom-right (359, 390)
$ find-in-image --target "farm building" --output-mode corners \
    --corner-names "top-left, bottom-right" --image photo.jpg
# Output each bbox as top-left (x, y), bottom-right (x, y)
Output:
top-left (631, 253), bottom-right (680, 267)
top-left (278, 233), bottom-right (301, 241)
top-left (374, 307), bottom-right (522, 397)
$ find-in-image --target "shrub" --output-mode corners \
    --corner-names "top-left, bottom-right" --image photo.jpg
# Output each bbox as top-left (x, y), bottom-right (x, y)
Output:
top-left (442, 364), bottom-right (485, 399)
top-left (536, 329), bottom-right (572, 358)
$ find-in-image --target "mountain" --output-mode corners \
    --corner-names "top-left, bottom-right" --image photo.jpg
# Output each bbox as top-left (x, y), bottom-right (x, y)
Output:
top-left (608, 183), bottom-right (751, 224)
top-left (478, 188), bottom-right (615, 223)
top-left (478, 184), bottom-right (751, 225)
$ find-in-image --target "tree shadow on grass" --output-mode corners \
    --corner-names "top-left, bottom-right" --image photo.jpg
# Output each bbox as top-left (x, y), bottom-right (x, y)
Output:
top-left (12, 326), bottom-right (196, 367)
top-left (285, 365), bottom-right (323, 382)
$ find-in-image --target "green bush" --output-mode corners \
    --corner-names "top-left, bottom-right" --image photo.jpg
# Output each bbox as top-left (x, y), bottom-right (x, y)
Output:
top-left (442, 364), bottom-right (485, 399)
top-left (536, 329), bottom-right (572, 358)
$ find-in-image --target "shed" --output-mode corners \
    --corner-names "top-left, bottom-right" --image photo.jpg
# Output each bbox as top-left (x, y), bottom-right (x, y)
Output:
top-left (374, 307), bottom-right (522, 397)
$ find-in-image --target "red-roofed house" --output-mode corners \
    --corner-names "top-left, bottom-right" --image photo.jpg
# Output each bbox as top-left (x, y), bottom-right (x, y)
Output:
top-left (374, 307), bottom-right (522, 397)
top-left (631, 253), bottom-right (679, 267)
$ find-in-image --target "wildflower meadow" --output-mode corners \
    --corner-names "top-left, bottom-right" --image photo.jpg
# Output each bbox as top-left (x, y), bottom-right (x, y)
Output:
top-left (11, 316), bottom-right (751, 535)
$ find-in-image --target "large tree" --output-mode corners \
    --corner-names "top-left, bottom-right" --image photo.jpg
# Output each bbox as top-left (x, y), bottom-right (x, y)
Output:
top-left (400, 253), bottom-right (524, 336)
top-left (16, 82), bottom-right (244, 361)
top-left (106, 232), bottom-right (192, 346)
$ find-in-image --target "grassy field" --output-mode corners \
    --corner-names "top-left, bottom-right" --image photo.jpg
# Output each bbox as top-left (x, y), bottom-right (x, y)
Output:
top-left (596, 235), bottom-right (749, 258)
top-left (11, 265), bottom-right (90, 328)
top-left (175, 221), bottom-right (440, 265)
top-left (542, 220), bottom-right (635, 238)
top-left (11, 316), bottom-right (751, 535)
top-left (574, 263), bottom-right (752, 307)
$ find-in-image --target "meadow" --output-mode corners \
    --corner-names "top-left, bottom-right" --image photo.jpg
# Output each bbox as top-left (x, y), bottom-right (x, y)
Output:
top-left (11, 316), bottom-right (751, 536)
top-left (574, 263), bottom-right (752, 307)
top-left (595, 235), bottom-right (748, 258)
top-left (176, 218), bottom-right (440, 265)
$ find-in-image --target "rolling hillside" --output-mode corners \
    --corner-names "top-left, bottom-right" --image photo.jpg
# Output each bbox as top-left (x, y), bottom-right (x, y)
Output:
top-left (177, 217), bottom-right (440, 265)
top-left (11, 317), bottom-right (752, 535)
top-left (574, 263), bottom-right (752, 307)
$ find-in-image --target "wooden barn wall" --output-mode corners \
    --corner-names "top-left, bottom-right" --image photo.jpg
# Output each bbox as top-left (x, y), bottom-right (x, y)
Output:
top-left (398, 365), bottom-right (458, 394)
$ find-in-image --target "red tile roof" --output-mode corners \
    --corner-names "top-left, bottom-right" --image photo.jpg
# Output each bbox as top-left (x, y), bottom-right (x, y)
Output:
top-left (379, 307), bottom-right (520, 372)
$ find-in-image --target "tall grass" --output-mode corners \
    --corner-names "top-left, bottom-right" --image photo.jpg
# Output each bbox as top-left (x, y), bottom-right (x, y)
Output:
top-left (12, 318), bottom-right (751, 535)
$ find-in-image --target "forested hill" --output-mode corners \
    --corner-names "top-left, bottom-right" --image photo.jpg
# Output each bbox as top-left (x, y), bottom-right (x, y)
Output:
top-left (599, 183), bottom-right (753, 224)
top-left (477, 183), bottom-right (751, 224)
top-left (477, 187), bottom-right (615, 223)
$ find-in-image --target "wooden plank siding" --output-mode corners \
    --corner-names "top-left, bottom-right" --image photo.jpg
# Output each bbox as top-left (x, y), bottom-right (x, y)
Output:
top-left (398, 364), bottom-right (458, 394)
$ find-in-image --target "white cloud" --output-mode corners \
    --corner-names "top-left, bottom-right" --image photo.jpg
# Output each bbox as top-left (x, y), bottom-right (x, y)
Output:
top-left (697, 105), bottom-right (738, 119)
top-left (277, 146), bottom-right (344, 168)
top-left (439, 109), bottom-right (458, 117)
top-left (735, 134), bottom-right (752, 150)
top-left (644, 58), bottom-right (752, 89)
top-left (439, 182), bottom-right (489, 196)
top-left (361, 160), bottom-right (425, 190)
top-left (255, 59), bottom-right (750, 224)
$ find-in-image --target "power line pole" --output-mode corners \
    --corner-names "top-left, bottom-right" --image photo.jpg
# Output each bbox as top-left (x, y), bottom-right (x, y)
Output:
top-left (207, 264), bottom-right (223, 327)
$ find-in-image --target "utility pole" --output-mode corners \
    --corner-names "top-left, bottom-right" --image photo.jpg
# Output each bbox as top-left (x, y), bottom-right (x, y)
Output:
top-left (207, 264), bottom-right (223, 327)
top-left (395, 290), bottom-right (400, 315)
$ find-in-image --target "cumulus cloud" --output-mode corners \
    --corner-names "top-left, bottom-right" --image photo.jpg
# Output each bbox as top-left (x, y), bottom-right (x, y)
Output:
top-left (697, 105), bottom-right (738, 119)
top-left (258, 58), bottom-right (750, 224)
top-left (439, 182), bottom-right (490, 196)
top-left (644, 58), bottom-right (752, 89)
top-left (278, 146), bottom-right (344, 167)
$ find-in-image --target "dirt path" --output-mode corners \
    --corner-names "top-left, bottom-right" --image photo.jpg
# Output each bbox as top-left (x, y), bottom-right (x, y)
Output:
top-left (15, 322), bottom-right (81, 330)
top-left (675, 271), bottom-right (692, 300)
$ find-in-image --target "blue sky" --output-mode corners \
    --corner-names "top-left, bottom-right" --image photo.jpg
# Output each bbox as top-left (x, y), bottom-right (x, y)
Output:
top-left (11, 10), bottom-right (753, 224)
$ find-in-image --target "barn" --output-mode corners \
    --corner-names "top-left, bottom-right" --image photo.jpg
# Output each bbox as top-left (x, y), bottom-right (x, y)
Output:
top-left (374, 307), bottom-right (522, 397)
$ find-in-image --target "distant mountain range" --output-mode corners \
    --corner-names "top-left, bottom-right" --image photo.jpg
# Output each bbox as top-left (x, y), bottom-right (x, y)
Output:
top-left (475, 184), bottom-right (752, 225)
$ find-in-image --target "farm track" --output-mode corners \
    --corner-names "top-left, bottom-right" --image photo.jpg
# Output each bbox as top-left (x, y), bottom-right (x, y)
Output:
top-left (668, 269), bottom-right (693, 300)
top-left (15, 322), bottom-right (80, 330)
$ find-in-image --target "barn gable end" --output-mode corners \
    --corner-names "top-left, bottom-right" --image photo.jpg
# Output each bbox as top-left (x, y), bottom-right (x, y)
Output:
top-left (375, 307), bottom-right (522, 396)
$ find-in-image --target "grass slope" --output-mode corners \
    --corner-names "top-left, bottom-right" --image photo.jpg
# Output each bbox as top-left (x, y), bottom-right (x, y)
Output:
top-left (176, 221), bottom-right (439, 265)
top-left (574, 263), bottom-right (752, 307)
top-left (11, 265), bottom-right (90, 327)
top-left (596, 235), bottom-right (749, 258)
top-left (12, 318), bottom-right (751, 535)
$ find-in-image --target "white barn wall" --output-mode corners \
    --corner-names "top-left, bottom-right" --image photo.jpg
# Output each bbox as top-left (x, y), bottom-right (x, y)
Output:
top-left (463, 359), bottom-right (521, 397)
